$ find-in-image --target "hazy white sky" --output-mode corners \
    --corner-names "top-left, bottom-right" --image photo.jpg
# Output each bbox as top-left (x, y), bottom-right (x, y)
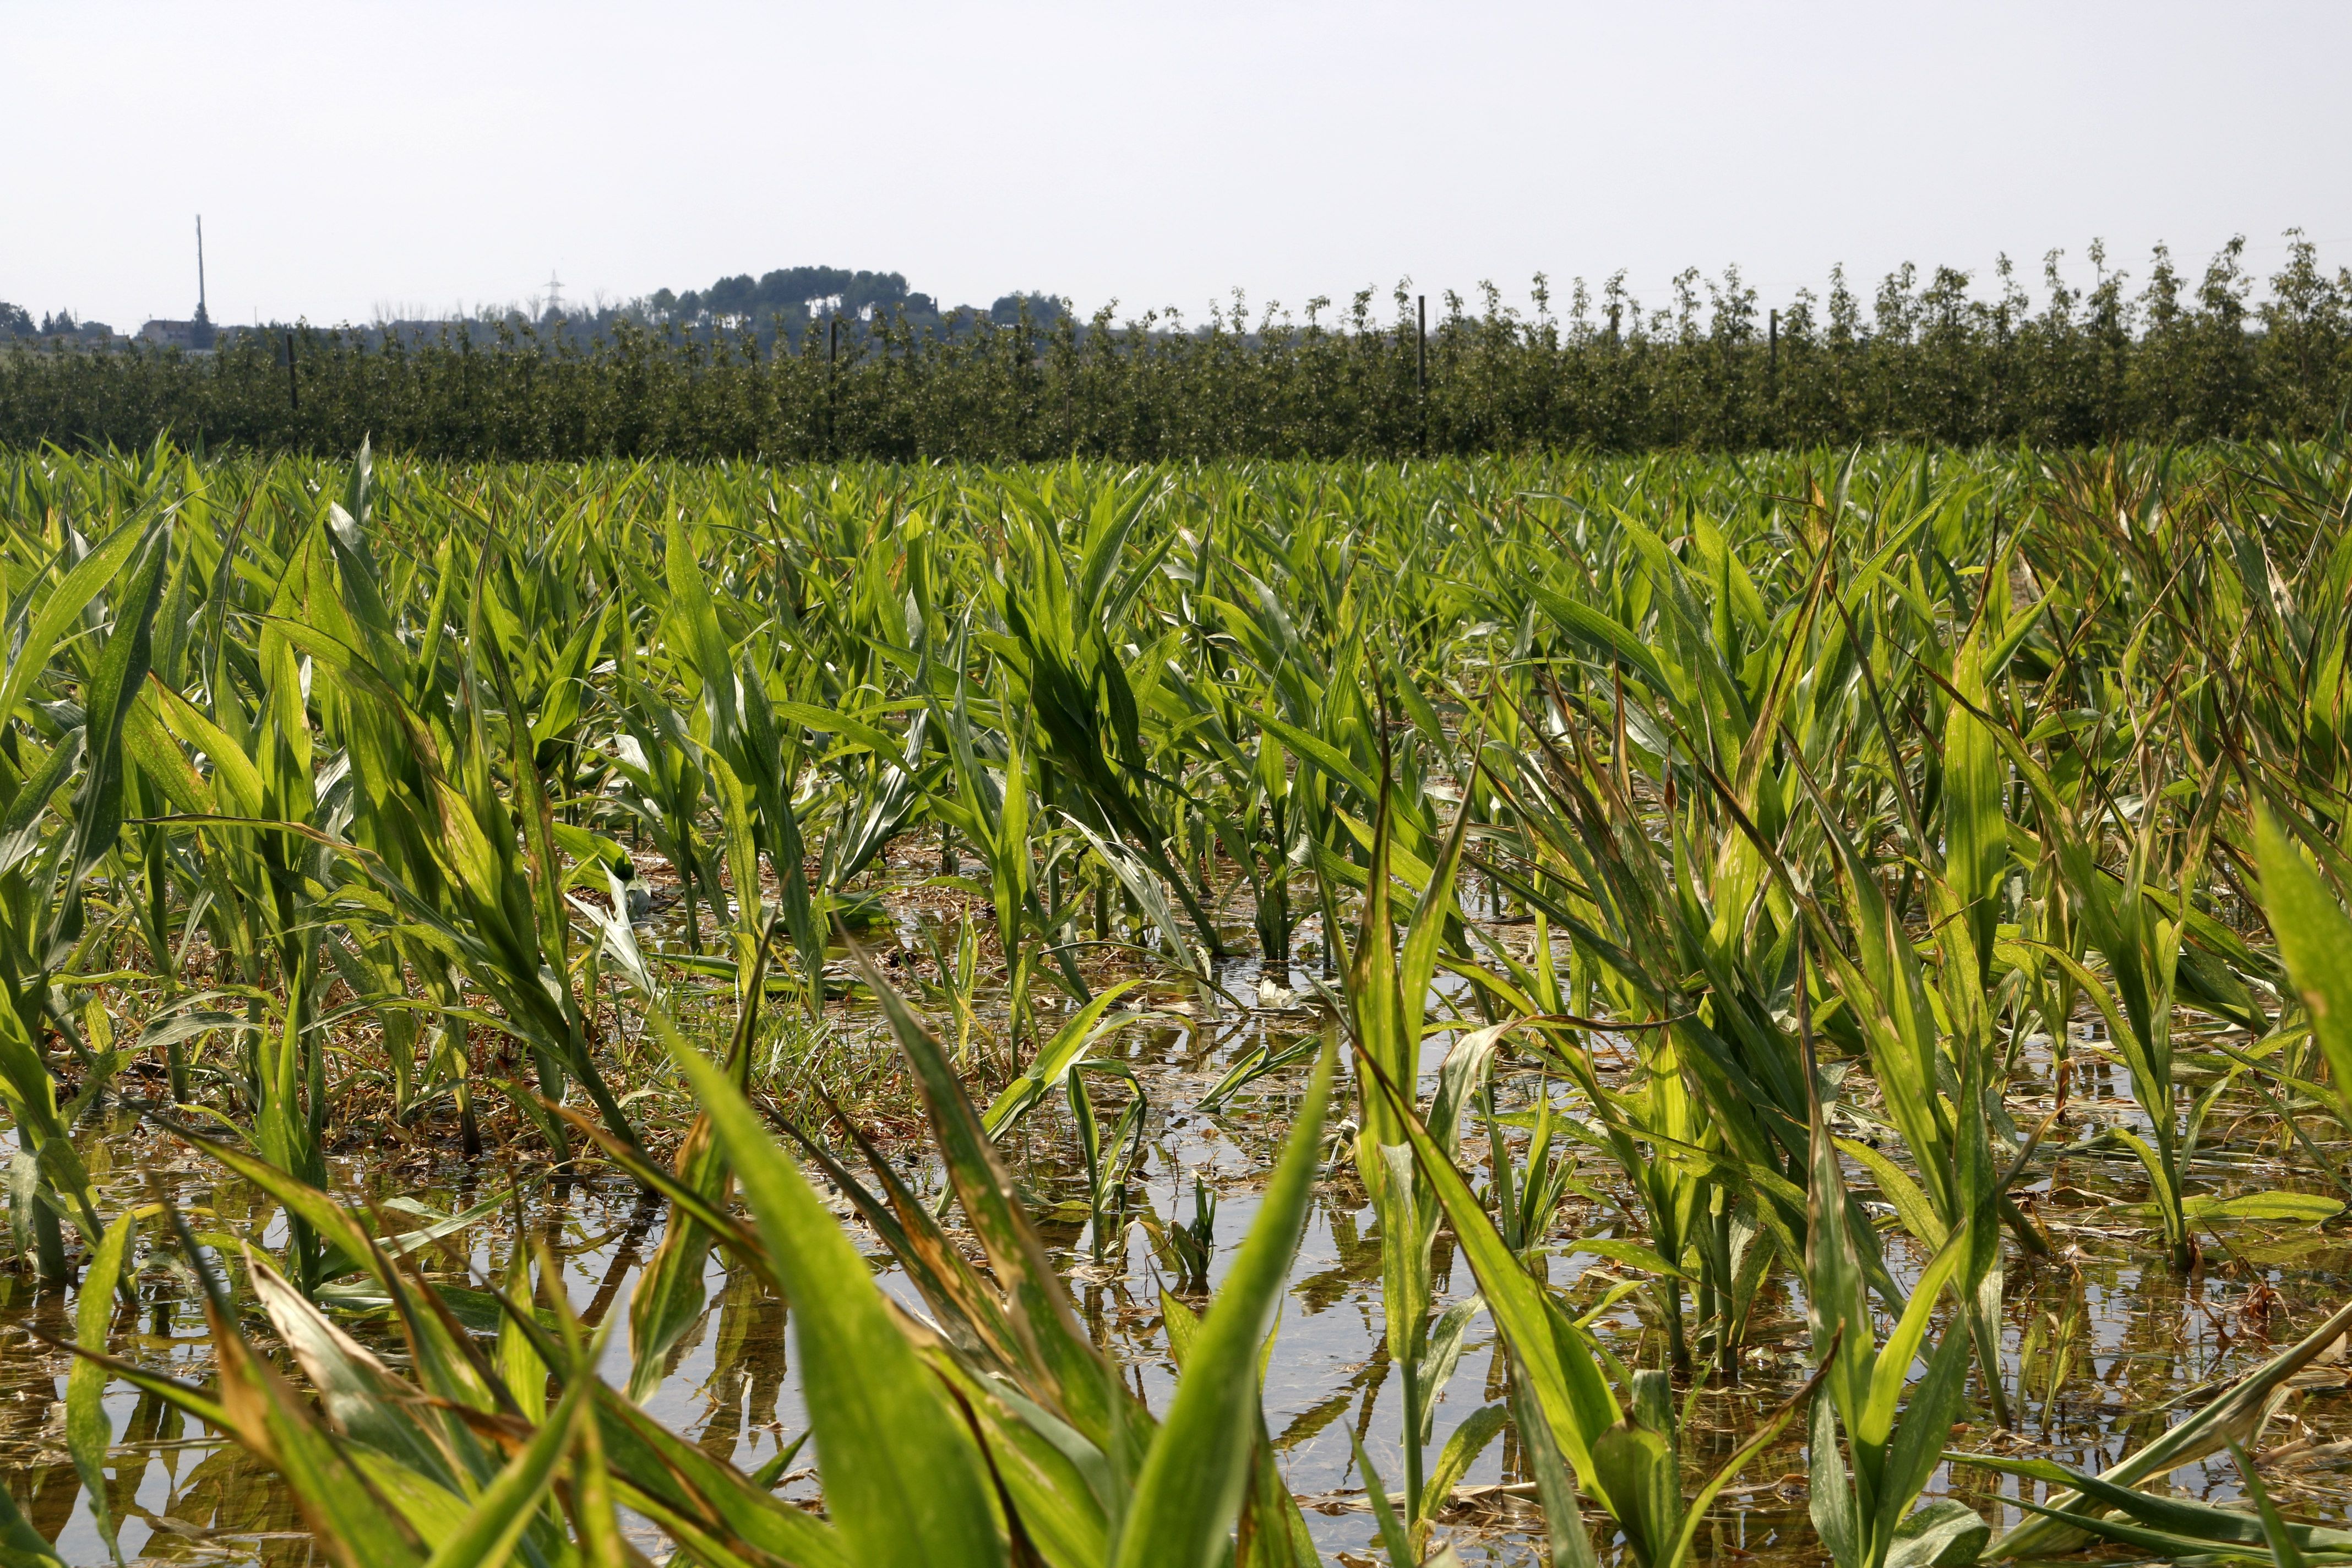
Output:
top-left (7, 0), bottom-right (2348, 331)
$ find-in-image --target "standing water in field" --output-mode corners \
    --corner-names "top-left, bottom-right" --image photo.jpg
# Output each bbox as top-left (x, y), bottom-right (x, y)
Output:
top-left (2, 444), bottom-right (2350, 1566)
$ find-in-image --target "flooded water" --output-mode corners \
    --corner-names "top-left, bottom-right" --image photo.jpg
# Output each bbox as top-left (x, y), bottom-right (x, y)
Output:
top-left (5, 896), bottom-right (2351, 1565)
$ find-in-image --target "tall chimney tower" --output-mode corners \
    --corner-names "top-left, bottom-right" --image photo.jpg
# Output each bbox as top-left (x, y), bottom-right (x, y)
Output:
top-left (191, 215), bottom-right (215, 349)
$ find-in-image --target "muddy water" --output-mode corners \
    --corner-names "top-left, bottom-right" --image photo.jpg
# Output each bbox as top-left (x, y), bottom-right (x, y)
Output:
top-left (4, 917), bottom-right (2351, 1565)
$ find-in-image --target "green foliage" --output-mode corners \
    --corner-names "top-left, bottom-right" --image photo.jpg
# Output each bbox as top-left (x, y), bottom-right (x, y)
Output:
top-left (7, 434), bottom-right (2352, 1566)
top-left (7, 235), bottom-right (2351, 458)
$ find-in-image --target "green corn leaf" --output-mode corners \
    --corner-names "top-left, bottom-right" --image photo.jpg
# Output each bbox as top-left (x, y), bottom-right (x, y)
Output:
top-left (665, 520), bottom-right (743, 749)
top-left (1347, 1428), bottom-right (1419, 1568)
top-left (420, 1343), bottom-right (602, 1568)
top-left (1989, 1293), bottom-right (2352, 1558)
top-left (2234, 1442), bottom-right (2315, 1568)
top-left (1065, 816), bottom-right (1195, 974)
top-left (0, 516), bottom-right (156, 731)
top-left (55, 516), bottom-right (172, 926)
top-left (150, 682), bottom-right (267, 814)
top-left (173, 1127), bottom-right (378, 1280)
top-left (246, 1253), bottom-right (455, 1482)
top-left (2256, 810), bottom-right (2352, 1124)
top-left (1398, 802), bottom-right (1474, 1068)
top-left (568, 1349), bottom-right (630, 1568)
top-left (1553, 1238), bottom-right (1692, 1281)
top-left (2109, 1125), bottom-right (2187, 1237)
top-left (1858, 1221), bottom-right (1972, 1451)
top-left (1803, 1073), bottom-right (1870, 1444)
top-left (1413, 1294), bottom-right (1487, 1449)
top-left (0, 727), bottom-right (85, 878)
top-left (1834, 1137), bottom-right (1945, 1252)
top-left (1423, 1403), bottom-right (1508, 1518)
top-left (1880, 1500), bottom-right (1990, 1568)
top-left (208, 1304), bottom-right (429, 1568)
top-left (1871, 1325), bottom-right (1973, 1553)
top-left (1362, 1049), bottom-right (1624, 1509)
top-left (1941, 630), bottom-right (2007, 987)
top-left (176, 1130), bottom-right (498, 1412)
top-left (782, 1114), bottom-right (1037, 1380)
top-left (983, 977), bottom-right (1148, 1138)
top-left (0, 1479), bottom-right (62, 1567)
top-left (594, 1387), bottom-right (850, 1568)
top-left (1114, 1041), bottom-right (1335, 1568)
top-left (668, 1038), bottom-right (1009, 1568)
top-left (545, 1103), bottom-right (770, 1278)
top-left (1161, 1287), bottom-right (1201, 1366)
top-left (1239, 1407), bottom-right (1322, 1568)
top-left (1256, 712), bottom-right (1383, 808)
top-left (934, 1354), bottom-right (1121, 1568)
top-left (2183, 1191), bottom-right (2345, 1223)
top-left (769, 700), bottom-right (910, 763)
top-left (1955, 1450), bottom-right (2351, 1552)
top-left (1995, 1492), bottom-right (2314, 1562)
top-left (1507, 1362), bottom-right (1599, 1568)
top-left (1529, 588), bottom-right (1676, 698)
top-left (494, 1244), bottom-right (547, 1427)
top-left (66, 1208), bottom-right (135, 1564)
top-left (627, 991), bottom-right (768, 1403)
top-left (1593, 1414), bottom-right (1677, 1568)
top-left (1807, 1388), bottom-right (1858, 1568)
top-left (853, 943), bottom-right (1112, 1425)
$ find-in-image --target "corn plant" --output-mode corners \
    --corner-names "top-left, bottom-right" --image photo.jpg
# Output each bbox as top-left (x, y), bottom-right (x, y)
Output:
top-left (15, 439), bottom-right (2352, 1568)
top-left (1359, 972), bottom-right (1834, 1568)
top-left (1795, 974), bottom-right (1992, 1568)
top-left (987, 485), bottom-right (1222, 952)
top-left (1336, 777), bottom-right (1481, 1537)
top-left (1068, 1060), bottom-right (1148, 1265)
top-left (0, 509), bottom-right (171, 1280)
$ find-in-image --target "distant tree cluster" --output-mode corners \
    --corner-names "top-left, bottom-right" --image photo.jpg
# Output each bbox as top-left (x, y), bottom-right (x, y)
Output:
top-left (1, 304), bottom-right (115, 341)
top-left (4, 237), bottom-right (2345, 459)
top-left (646, 266), bottom-right (934, 326)
top-left (633, 268), bottom-right (1067, 337)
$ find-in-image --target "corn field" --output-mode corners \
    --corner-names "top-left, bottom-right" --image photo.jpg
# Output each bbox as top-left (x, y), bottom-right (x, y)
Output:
top-left (1, 438), bottom-right (2350, 1567)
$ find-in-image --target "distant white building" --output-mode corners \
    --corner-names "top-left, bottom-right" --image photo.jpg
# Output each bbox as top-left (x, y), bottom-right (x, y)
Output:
top-left (141, 319), bottom-right (205, 350)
